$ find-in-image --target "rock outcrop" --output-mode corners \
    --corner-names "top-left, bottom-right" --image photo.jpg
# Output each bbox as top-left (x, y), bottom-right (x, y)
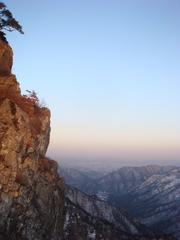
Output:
top-left (0, 39), bottom-right (13, 76)
top-left (0, 39), bottom-right (65, 240)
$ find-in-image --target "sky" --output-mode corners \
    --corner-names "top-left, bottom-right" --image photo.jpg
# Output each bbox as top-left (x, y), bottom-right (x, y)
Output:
top-left (3, 0), bottom-right (180, 169)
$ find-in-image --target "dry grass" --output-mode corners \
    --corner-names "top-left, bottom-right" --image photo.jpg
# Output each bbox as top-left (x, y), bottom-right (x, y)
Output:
top-left (0, 89), bottom-right (50, 135)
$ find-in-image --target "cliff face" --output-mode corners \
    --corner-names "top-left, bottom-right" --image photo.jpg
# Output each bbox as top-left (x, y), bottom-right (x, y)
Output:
top-left (0, 39), bottom-right (65, 240)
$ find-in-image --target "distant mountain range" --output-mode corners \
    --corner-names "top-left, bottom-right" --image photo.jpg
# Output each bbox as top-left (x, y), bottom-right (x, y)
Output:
top-left (61, 165), bottom-right (180, 239)
top-left (117, 168), bottom-right (180, 239)
top-left (64, 185), bottom-right (175, 240)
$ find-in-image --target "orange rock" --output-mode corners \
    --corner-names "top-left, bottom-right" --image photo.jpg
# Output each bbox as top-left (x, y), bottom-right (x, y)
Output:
top-left (0, 39), bottom-right (13, 76)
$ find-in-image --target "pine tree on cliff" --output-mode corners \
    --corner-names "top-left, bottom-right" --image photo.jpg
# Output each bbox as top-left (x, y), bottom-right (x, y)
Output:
top-left (0, 2), bottom-right (24, 43)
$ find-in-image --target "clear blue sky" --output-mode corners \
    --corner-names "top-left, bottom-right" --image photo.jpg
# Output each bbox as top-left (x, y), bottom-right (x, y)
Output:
top-left (4, 0), bottom-right (180, 168)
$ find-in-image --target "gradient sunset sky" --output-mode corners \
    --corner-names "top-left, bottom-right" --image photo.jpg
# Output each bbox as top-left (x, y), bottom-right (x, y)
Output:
top-left (4, 0), bottom-right (180, 168)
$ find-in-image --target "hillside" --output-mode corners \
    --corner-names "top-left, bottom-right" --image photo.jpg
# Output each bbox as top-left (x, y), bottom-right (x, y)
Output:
top-left (118, 169), bottom-right (180, 239)
top-left (62, 165), bottom-right (180, 239)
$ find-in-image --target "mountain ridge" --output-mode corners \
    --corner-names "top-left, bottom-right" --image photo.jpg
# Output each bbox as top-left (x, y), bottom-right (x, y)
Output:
top-left (61, 165), bottom-right (180, 239)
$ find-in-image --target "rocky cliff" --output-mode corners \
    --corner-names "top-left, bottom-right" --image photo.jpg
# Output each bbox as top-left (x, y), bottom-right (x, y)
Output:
top-left (0, 39), bottom-right (13, 76)
top-left (0, 39), bottom-right (65, 240)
